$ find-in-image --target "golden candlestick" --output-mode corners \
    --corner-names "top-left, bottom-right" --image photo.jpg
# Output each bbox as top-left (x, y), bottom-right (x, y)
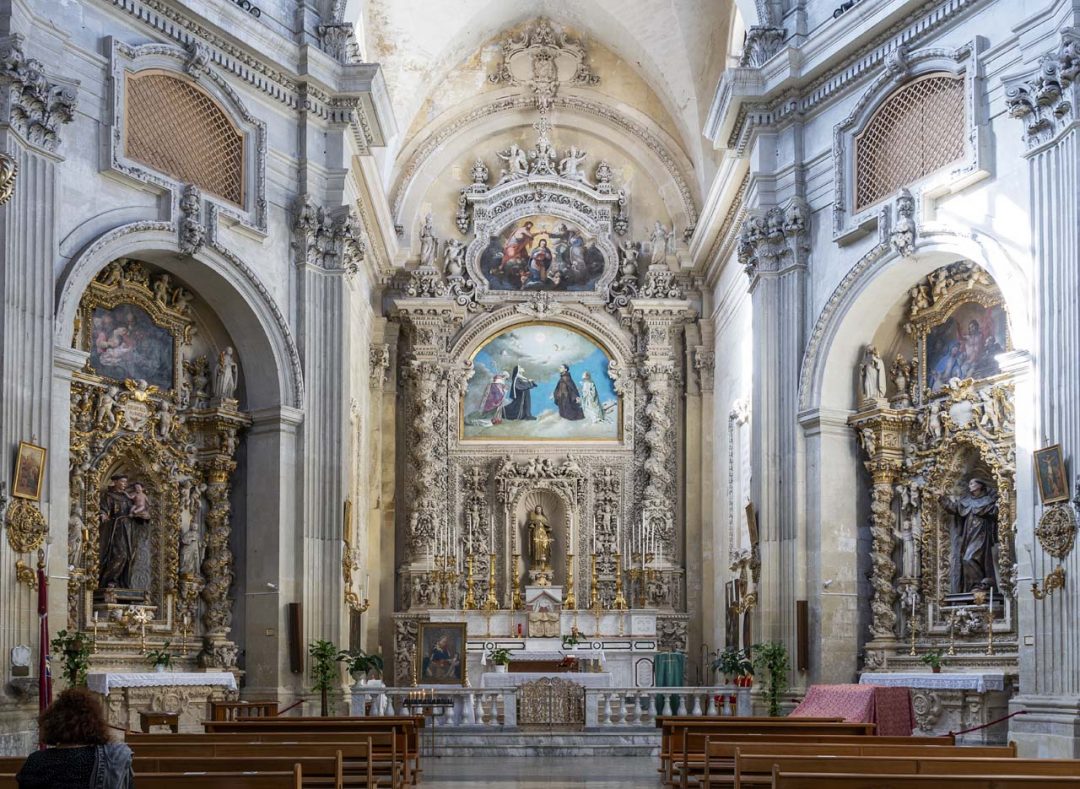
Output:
top-left (908, 614), bottom-right (918, 656)
top-left (510, 553), bottom-right (523, 610)
top-left (564, 553), bottom-right (576, 609)
top-left (589, 553), bottom-right (600, 609)
top-left (985, 605), bottom-right (994, 656)
top-left (434, 554), bottom-right (459, 609)
top-left (482, 553), bottom-right (499, 611)
top-left (612, 553), bottom-right (628, 610)
top-left (92, 614), bottom-right (99, 654)
top-left (947, 610), bottom-right (957, 656)
top-left (463, 554), bottom-right (477, 610)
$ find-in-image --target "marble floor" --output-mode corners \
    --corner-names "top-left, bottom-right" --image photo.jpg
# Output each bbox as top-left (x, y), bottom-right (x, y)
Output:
top-left (424, 755), bottom-right (662, 788)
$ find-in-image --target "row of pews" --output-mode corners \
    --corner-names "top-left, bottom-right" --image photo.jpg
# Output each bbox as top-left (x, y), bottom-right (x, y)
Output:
top-left (657, 715), bottom-right (1080, 789)
top-left (0, 703), bottom-right (426, 789)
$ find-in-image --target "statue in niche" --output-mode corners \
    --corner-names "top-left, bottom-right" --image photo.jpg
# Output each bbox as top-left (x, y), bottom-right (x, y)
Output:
top-left (894, 504), bottom-right (921, 579)
top-left (527, 505), bottom-right (554, 586)
top-left (179, 517), bottom-right (204, 578)
top-left (419, 213), bottom-right (437, 268)
top-left (650, 221), bottom-right (669, 265)
top-left (214, 347), bottom-right (238, 400)
top-left (98, 474), bottom-right (147, 589)
top-left (941, 478), bottom-right (999, 593)
top-left (859, 345), bottom-right (888, 403)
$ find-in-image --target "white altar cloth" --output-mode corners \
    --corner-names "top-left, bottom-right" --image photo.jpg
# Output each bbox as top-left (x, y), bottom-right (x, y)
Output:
top-left (479, 671), bottom-right (614, 689)
top-left (87, 671), bottom-right (238, 696)
top-left (859, 672), bottom-right (1006, 693)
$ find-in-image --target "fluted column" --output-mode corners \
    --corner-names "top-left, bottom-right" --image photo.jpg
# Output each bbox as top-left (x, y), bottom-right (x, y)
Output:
top-left (1004, 28), bottom-right (1080, 757)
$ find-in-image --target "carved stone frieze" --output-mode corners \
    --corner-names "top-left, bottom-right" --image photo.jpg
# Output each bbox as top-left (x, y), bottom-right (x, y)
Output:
top-left (0, 38), bottom-right (77, 151)
top-left (889, 189), bottom-right (917, 258)
top-left (368, 343), bottom-right (390, 390)
top-left (1004, 29), bottom-right (1080, 150)
top-left (605, 241), bottom-right (640, 313)
top-left (178, 184), bottom-right (205, 256)
top-left (488, 18), bottom-right (599, 112)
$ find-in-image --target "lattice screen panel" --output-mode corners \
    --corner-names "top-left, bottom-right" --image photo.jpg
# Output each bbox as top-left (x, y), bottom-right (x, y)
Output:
top-left (125, 71), bottom-right (245, 205)
top-left (854, 74), bottom-right (964, 212)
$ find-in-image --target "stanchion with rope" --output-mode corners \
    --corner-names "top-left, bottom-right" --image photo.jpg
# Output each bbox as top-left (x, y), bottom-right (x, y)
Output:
top-left (949, 708), bottom-right (1028, 738)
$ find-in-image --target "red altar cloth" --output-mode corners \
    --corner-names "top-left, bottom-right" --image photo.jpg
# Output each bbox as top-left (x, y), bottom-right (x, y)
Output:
top-left (790, 683), bottom-right (914, 736)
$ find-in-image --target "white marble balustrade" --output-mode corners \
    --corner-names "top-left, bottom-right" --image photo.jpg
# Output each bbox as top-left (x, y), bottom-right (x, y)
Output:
top-left (584, 686), bottom-right (749, 728)
top-left (351, 686), bottom-right (517, 728)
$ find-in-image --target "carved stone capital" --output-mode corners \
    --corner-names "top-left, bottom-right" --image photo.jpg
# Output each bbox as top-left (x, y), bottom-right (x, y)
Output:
top-left (738, 199), bottom-right (810, 284)
top-left (1004, 28), bottom-right (1080, 150)
top-left (739, 27), bottom-right (786, 68)
top-left (0, 37), bottom-right (77, 152)
top-left (293, 198), bottom-right (366, 274)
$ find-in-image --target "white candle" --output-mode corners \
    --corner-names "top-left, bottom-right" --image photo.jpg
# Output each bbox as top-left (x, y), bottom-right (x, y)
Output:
top-left (911, 594), bottom-right (916, 620)
top-left (989, 586), bottom-right (994, 613)
top-left (364, 573), bottom-right (370, 598)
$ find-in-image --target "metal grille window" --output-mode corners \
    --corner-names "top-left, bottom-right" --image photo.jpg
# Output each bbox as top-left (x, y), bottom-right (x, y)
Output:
top-left (125, 71), bottom-right (245, 205)
top-left (854, 74), bottom-right (964, 212)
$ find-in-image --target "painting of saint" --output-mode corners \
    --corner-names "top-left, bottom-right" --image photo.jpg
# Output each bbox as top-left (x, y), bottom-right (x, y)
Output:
top-left (925, 302), bottom-right (1008, 391)
top-left (90, 304), bottom-right (174, 390)
top-left (417, 622), bottom-right (467, 686)
top-left (463, 324), bottom-right (619, 441)
top-left (12, 441), bottom-right (46, 501)
top-left (1034, 444), bottom-right (1069, 504)
top-left (479, 216), bottom-right (607, 291)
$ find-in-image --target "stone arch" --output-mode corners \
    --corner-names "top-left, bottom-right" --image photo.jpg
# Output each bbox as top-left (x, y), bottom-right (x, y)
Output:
top-left (55, 224), bottom-right (303, 411)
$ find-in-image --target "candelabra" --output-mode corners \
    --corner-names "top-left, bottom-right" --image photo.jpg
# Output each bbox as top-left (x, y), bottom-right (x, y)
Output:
top-left (564, 553), bottom-right (576, 609)
top-left (433, 554), bottom-right (459, 609)
top-left (612, 553), bottom-right (628, 610)
top-left (588, 553), bottom-right (601, 610)
top-left (1032, 565), bottom-right (1066, 600)
top-left (985, 604), bottom-right (995, 656)
top-left (946, 610), bottom-right (958, 656)
top-left (908, 614), bottom-right (918, 656)
top-left (463, 554), bottom-right (477, 610)
top-left (482, 553), bottom-right (499, 611)
top-left (510, 553), bottom-right (524, 610)
top-left (179, 614), bottom-right (190, 657)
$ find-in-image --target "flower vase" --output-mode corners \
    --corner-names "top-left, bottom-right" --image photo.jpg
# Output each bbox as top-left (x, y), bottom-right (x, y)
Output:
top-left (931, 666), bottom-right (941, 674)
top-left (494, 664), bottom-right (508, 673)
top-left (154, 664), bottom-right (166, 673)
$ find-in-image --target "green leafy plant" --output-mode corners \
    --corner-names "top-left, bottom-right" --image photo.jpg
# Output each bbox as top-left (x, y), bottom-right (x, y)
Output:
top-left (486, 647), bottom-right (512, 666)
top-left (920, 649), bottom-right (944, 672)
top-left (339, 648), bottom-right (384, 680)
top-left (145, 642), bottom-right (173, 669)
top-left (752, 641), bottom-right (790, 717)
top-left (308, 639), bottom-right (340, 716)
top-left (712, 647), bottom-right (742, 678)
top-left (561, 633), bottom-right (580, 650)
top-left (51, 629), bottom-right (91, 687)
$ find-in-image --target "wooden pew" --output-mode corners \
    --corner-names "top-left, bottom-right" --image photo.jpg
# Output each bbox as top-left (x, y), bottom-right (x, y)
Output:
top-left (772, 771), bottom-right (1080, 788)
top-left (127, 737), bottom-right (388, 788)
top-left (733, 755), bottom-right (1080, 788)
top-left (134, 754), bottom-right (345, 788)
top-left (197, 716), bottom-right (422, 785)
top-left (209, 699), bottom-right (280, 720)
top-left (660, 719), bottom-right (876, 787)
top-left (687, 735), bottom-right (964, 789)
top-left (0, 768), bottom-right (303, 789)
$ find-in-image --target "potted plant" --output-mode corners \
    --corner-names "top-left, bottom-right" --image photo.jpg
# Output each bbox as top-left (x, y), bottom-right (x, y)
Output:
top-left (561, 632), bottom-right (580, 651)
top-left (339, 648), bottom-right (385, 687)
top-left (921, 649), bottom-right (944, 673)
top-left (145, 642), bottom-right (173, 673)
top-left (308, 639), bottom-right (340, 716)
top-left (712, 647), bottom-right (742, 684)
top-left (487, 647), bottom-right (512, 673)
top-left (51, 629), bottom-right (91, 687)
top-left (752, 641), bottom-right (790, 717)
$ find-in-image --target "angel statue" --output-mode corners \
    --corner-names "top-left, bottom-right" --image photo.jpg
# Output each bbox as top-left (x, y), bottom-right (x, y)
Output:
top-left (496, 144), bottom-right (529, 182)
top-left (558, 147), bottom-right (589, 182)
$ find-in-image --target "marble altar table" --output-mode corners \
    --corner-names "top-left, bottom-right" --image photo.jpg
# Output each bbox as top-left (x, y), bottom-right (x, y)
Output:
top-left (858, 671), bottom-right (1015, 744)
top-left (87, 671), bottom-right (238, 733)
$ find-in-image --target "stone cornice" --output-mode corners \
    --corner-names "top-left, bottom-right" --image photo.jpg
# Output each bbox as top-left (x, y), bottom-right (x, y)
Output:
top-left (705, 0), bottom-right (985, 155)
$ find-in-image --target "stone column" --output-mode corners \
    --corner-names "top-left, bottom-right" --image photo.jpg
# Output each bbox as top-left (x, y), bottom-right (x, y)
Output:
top-left (1004, 28), bottom-right (1080, 757)
top-left (738, 201), bottom-right (809, 651)
top-left (293, 200), bottom-right (365, 647)
top-left (0, 34), bottom-right (74, 752)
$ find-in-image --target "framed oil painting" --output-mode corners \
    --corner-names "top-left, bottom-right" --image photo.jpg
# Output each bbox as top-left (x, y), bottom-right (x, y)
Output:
top-left (478, 215), bottom-right (606, 291)
top-left (925, 301), bottom-right (1008, 392)
top-left (1034, 444), bottom-right (1069, 504)
top-left (12, 441), bottom-right (46, 501)
top-left (463, 323), bottom-right (620, 441)
top-left (90, 303), bottom-right (174, 389)
top-left (416, 622), bottom-right (467, 686)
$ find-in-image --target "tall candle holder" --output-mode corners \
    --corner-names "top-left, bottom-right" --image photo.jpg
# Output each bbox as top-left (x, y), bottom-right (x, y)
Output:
top-left (92, 612), bottom-right (99, 655)
top-left (433, 554), bottom-right (459, 609)
top-left (985, 605), bottom-right (995, 656)
top-left (510, 553), bottom-right (524, 610)
top-left (564, 553), bottom-right (576, 609)
top-left (908, 613), bottom-right (918, 656)
top-left (947, 610), bottom-right (958, 656)
top-left (588, 553), bottom-right (600, 609)
top-left (180, 614), bottom-right (190, 657)
top-left (482, 553), bottom-right (499, 611)
top-left (612, 553), bottom-right (628, 610)
top-left (463, 554), bottom-right (477, 610)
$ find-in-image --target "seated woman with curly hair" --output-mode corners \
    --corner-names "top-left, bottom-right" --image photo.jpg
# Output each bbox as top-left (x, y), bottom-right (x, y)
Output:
top-left (16, 687), bottom-right (133, 788)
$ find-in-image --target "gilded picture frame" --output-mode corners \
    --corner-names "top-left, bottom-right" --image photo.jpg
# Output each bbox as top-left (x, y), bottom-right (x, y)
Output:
top-left (416, 621), bottom-right (468, 687)
top-left (1034, 444), bottom-right (1069, 505)
top-left (12, 441), bottom-right (46, 501)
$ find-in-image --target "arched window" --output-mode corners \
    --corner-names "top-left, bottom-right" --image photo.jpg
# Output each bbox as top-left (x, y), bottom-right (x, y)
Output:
top-left (854, 74), bottom-right (964, 212)
top-left (125, 71), bottom-right (245, 205)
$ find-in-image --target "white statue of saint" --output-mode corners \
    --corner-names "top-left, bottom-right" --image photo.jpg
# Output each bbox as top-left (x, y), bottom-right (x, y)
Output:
top-left (859, 345), bottom-right (888, 402)
top-left (179, 520), bottom-right (204, 578)
top-left (497, 144), bottom-right (529, 182)
top-left (650, 221), bottom-right (669, 265)
top-left (214, 347), bottom-right (239, 400)
top-left (580, 371), bottom-right (605, 423)
top-left (419, 213), bottom-right (437, 268)
top-left (443, 238), bottom-right (465, 277)
top-left (558, 146), bottom-right (588, 182)
top-left (894, 511), bottom-right (921, 579)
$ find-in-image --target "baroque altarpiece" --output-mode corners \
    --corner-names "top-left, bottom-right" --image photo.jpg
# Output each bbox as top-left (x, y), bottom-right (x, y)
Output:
top-left (388, 109), bottom-right (705, 685)
top-left (64, 259), bottom-right (249, 696)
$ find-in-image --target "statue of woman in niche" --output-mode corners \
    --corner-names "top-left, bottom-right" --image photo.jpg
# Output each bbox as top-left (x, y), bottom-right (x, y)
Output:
top-left (528, 505), bottom-right (553, 585)
top-left (940, 477), bottom-right (999, 593)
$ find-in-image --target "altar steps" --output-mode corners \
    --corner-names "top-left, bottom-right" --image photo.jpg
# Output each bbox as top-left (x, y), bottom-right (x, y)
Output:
top-left (430, 730), bottom-right (660, 757)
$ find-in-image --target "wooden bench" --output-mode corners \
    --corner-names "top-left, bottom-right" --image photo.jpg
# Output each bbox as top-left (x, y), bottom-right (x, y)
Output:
top-left (140, 709), bottom-right (181, 733)
top-left (732, 755), bottom-right (1080, 788)
top-left (772, 771), bottom-right (1080, 788)
top-left (134, 754), bottom-right (346, 788)
top-left (684, 734), bottom-right (962, 789)
top-left (0, 769), bottom-right (302, 789)
top-left (127, 736), bottom-right (390, 787)
top-left (209, 700), bottom-right (280, 720)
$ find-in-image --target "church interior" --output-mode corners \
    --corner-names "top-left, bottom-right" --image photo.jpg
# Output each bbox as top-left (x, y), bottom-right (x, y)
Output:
top-left (2, 0), bottom-right (1080, 786)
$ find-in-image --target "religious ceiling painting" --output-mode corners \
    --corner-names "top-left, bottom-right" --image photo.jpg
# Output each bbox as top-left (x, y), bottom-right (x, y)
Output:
top-left (463, 323), bottom-right (619, 441)
top-left (850, 260), bottom-right (1017, 673)
top-left (479, 216), bottom-right (606, 292)
top-left (68, 258), bottom-right (249, 672)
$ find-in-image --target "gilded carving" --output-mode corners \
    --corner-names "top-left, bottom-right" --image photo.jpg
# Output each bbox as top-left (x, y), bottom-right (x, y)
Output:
top-left (4, 499), bottom-right (48, 554)
top-left (1035, 504), bottom-right (1076, 560)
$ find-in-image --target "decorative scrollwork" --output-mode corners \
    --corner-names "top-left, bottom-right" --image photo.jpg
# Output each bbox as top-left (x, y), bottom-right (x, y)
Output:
top-left (1035, 504), bottom-right (1076, 560)
top-left (4, 498), bottom-right (48, 554)
top-left (0, 153), bottom-right (17, 206)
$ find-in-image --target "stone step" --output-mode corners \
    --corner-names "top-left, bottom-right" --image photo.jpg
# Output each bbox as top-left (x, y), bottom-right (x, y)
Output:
top-left (427, 730), bottom-right (660, 757)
